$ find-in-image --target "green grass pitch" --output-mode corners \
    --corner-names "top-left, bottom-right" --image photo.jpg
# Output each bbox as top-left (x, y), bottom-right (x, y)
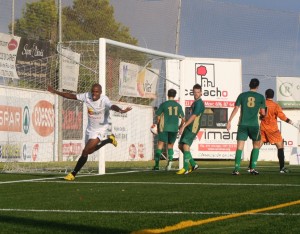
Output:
top-left (0, 161), bottom-right (299, 234)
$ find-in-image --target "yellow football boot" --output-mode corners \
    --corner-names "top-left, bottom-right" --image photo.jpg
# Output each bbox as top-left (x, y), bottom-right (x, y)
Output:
top-left (64, 173), bottom-right (75, 181)
top-left (109, 134), bottom-right (118, 147)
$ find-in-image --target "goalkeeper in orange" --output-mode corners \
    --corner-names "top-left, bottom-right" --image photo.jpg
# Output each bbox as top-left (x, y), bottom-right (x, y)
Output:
top-left (249, 88), bottom-right (298, 173)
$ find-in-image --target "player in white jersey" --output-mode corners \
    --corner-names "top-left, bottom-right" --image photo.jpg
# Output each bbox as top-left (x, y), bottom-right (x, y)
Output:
top-left (48, 84), bottom-right (132, 180)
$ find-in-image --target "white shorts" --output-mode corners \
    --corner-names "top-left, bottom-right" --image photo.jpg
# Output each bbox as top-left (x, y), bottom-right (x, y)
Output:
top-left (85, 124), bottom-right (112, 144)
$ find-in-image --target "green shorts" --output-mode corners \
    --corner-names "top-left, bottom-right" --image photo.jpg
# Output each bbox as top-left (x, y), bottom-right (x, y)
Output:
top-left (179, 128), bottom-right (196, 146)
top-left (157, 131), bottom-right (178, 144)
top-left (237, 125), bottom-right (261, 141)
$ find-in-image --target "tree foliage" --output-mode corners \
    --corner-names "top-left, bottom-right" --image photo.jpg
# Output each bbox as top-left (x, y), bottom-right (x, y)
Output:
top-left (11, 0), bottom-right (137, 45)
top-left (63, 0), bottom-right (137, 44)
top-left (12, 0), bottom-right (57, 42)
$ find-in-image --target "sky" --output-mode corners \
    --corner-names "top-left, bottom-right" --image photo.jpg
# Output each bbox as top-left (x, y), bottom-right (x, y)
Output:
top-left (2, 0), bottom-right (300, 34)
top-left (110, 0), bottom-right (300, 90)
top-left (221, 0), bottom-right (300, 12)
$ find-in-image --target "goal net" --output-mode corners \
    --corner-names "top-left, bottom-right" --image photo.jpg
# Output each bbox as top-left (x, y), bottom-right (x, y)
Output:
top-left (0, 38), bottom-right (184, 175)
top-left (98, 38), bottom-right (185, 174)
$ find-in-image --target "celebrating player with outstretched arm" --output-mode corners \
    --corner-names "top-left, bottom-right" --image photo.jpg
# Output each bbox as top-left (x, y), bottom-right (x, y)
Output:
top-left (48, 84), bottom-right (132, 181)
top-left (227, 78), bottom-right (266, 175)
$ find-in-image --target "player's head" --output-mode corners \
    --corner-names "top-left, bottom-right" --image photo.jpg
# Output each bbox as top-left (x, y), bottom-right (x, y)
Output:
top-left (249, 78), bottom-right (260, 89)
top-left (91, 83), bottom-right (102, 101)
top-left (193, 84), bottom-right (202, 100)
top-left (265, 89), bottom-right (274, 99)
top-left (167, 89), bottom-right (177, 98)
top-left (193, 84), bottom-right (202, 90)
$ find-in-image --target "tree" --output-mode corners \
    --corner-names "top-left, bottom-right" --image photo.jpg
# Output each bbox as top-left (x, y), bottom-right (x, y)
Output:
top-left (62, 0), bottom-right (137, 44)
top-left (61, 0), bottom-right (138, 93)
top-left (12, 0), bottom-right (57, 42)
top-left (11, 0), bottom-right (137, 45)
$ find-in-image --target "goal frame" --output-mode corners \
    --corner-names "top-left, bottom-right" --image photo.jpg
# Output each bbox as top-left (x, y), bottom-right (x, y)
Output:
top-left (98, 38), bottom-right (185, 174)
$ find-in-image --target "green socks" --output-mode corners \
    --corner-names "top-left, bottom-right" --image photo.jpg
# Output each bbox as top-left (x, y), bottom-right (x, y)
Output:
top-left (183, 151), bottom-right (196, 170)
top-left (168, 149), bottom-right (174, 161)
top-left (234, 149), bottom-right (243, 171)
top-left (250, 148), bottom-right (259, 169)
top-left (154, 149), bottom-right (162, 167)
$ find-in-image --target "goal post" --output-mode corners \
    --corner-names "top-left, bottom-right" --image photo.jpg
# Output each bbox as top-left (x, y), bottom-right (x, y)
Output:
top-left (98, 38), bottom-right (185, 174)
top-left (0, 37), bottom-right (185, 175)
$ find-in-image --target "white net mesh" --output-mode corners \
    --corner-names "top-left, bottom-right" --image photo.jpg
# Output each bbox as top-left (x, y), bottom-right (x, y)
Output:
top-left (0, 54), bottom-right (57, 173)
top-left (99, 40), bottom-right (182, 172)
top-left (0, 39), bottom-right (183, 174)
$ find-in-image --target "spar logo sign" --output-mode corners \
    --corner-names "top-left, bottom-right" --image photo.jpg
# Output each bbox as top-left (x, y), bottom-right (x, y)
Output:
top-left (0, 105), bottom-right (22, 132)
top-left (195, 64), bottom-right (228, 98)
top-left (32, 100), bottom-right (54, 137)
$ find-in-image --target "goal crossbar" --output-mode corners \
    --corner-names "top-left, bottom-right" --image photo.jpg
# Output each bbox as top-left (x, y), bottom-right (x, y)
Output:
top-left (98, 38), bottom-right (185, 174)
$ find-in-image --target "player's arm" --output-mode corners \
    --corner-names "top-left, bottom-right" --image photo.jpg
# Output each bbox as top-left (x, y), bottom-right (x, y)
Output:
top-left (259, 107), bottom-right (266, 119)
top-left (178, 107), bottom-right (185, 129)
top-left (47, 86), bottom-right (77, 100)
top-left (156, 116), bottom-right (161, 124)
top-left (277, 105), bottom-right (292, 124)
top-left (287, 117), bottom-right (300, 130)
top-left (178, 116), bottom-right (185, 129)
top-left (259, 107), bottom-right (267, 120)
top-left (178, 114), bottom-right (196, 135)
top-left (275, 105), bottom-right (299, 130)
top-left (111, 105), bottom-right (132, 114)
top-left (179, 102), bottom-right (203, 135)
top-left (226, 105), bottom-right (240, 131)
top-left (152, 105), bottom-right (163, 127)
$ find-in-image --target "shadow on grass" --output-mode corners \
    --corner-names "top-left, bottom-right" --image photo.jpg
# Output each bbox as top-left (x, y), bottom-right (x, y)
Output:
top-left (0, 214), bottom-right (129, 234)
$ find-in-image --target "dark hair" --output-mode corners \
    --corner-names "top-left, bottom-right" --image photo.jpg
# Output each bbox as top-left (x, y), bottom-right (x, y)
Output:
top-left (193, 83), bottom-right (202, 90)
top-left (167, 89), bottom-right (177, 98)
top-left (92, 83), bottom-right (102, 91)
top-left (265, 89), bottom-right (274, 99)
top-left (249, 78), bottom-right (260, 89)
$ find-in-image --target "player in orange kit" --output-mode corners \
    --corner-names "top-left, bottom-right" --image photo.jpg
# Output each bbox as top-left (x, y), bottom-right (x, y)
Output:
top-left (249, 89), bottom-right (299, 173)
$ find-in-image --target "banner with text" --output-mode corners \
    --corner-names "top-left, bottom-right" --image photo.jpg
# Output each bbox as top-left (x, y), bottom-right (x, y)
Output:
top-left (119, 61), bottom-right (158, 98)
top-left (0, 33), bottom-right (20, 79)
top-left (276, 76), bottom-right (300, 109)
top-left (105, 103), bottom-right (154, 162)
top-left (0, 32), bottom-right (50, 80)
top-left (61, 48), bottom-right (80, 92)
top-left (173, 57), bottom-right (242, 159)
top-left (0, 87), bottom-right (55, 162)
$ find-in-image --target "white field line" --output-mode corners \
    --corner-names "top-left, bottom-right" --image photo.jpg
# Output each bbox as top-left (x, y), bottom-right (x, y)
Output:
top-left (33, 181), bottom-right (300, 187)
top-left (0, 208), bottom-right (299, 216)
top-left (0, 170), bottom-right (142, 184)
top-left (1, 177), bottom-right (300, 187)
top-left (0, 168), bottom-right (299, 187)
top-left (196, 166), bottom-right (279, 170)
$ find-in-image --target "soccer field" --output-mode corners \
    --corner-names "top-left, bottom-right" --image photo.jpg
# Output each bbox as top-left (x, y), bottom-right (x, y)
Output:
top-left (0, 161), bottom-right (299, 234)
